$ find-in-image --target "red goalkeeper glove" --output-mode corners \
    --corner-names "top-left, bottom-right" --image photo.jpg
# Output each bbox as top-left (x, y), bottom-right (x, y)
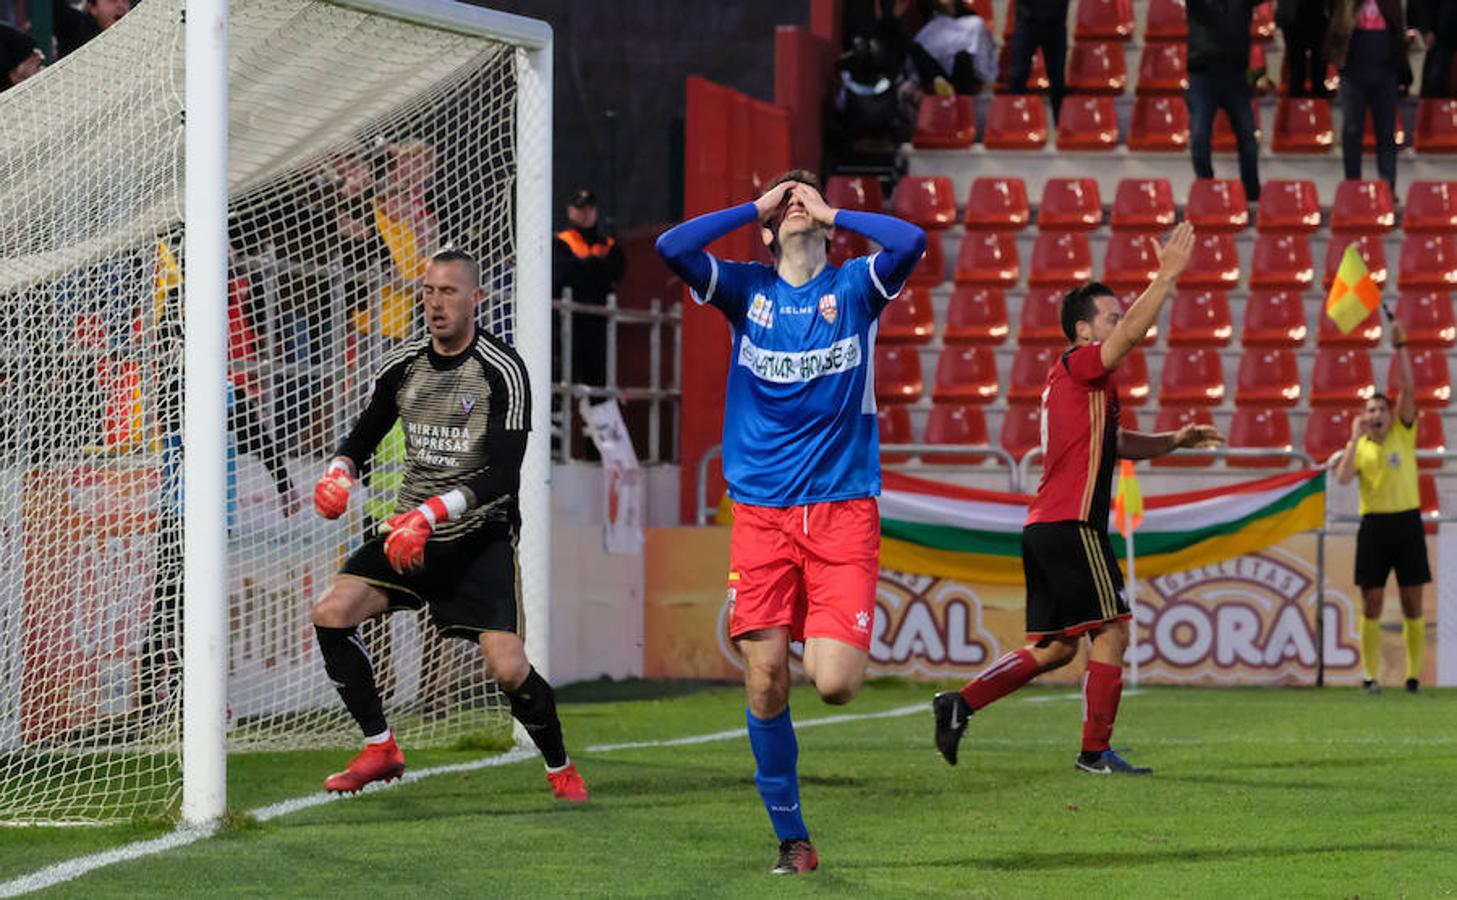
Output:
top-left (313, 460), bottom-right (355, 520)
top-left (381, 490), bottom-right (467, 575)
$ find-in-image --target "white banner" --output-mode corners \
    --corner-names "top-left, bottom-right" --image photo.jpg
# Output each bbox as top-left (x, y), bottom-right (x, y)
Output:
top-left (580, 399), bottom-right (644, 555)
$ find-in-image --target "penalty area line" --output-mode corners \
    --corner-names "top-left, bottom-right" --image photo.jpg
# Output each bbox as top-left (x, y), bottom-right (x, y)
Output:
top-left (0, 703), bottom-right (924, 897)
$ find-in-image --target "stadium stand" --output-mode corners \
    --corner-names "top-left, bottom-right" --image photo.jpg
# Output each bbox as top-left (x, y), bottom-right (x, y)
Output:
top-left (924, 403), bottom-right (991, 464)
top-left (1111, 178), bottom-right (1176, 231)
top-left (1227, 406), bottom-right (1294, 468)
top-left (943, 286), bottom-right (1010, 343)
top-left (933, 345), bottom-right (1002, 403)
top-left (1037, 178), bottom-right (1103, 231)
top-left (965, 176), bottom-right (1031, 230)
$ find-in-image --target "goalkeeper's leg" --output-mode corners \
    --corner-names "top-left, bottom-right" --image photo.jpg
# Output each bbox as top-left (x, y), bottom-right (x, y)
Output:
top-left (480, 631), bottom-right (587, 803)
top-left (313, 577), bottom-right (402, 793)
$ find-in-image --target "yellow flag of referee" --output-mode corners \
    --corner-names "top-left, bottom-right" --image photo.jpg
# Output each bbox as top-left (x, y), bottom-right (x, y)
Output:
top-left (1325, 243), bottom-right (1381, 334)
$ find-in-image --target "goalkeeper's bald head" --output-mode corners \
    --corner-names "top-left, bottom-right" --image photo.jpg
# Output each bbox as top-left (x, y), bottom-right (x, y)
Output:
top-left (430, 248), bottom-right (481, 287)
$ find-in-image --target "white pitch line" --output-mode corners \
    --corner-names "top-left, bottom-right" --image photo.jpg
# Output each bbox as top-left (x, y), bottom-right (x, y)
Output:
top-left (0, 703), bottom-right (924, 897)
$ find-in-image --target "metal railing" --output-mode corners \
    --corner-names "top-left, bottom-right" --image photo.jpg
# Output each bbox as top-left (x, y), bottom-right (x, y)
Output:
top-left (552, 288), bottom-right (682, 464)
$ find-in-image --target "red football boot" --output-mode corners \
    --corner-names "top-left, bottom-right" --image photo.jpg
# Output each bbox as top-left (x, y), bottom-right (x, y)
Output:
top-left (772, 839), bottom-right (819, 874)
top-left (323, 736), bottom-right (406, 794)
top-left (546, 761), bottom-right (588, 803)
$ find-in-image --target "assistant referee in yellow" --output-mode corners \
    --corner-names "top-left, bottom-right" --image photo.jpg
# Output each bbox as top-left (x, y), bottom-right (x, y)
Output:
top-left (1334, 319), bottom-right (1428, 694)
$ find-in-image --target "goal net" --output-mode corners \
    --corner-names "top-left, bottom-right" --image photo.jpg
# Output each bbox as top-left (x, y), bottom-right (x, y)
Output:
top-left (0, 0), bottom-right (549, 823)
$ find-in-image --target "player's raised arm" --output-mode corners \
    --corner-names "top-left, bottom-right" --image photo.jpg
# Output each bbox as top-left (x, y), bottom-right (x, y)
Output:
top-left (655, 181), bottom-right (797, 300)
top-left (1117, 423), bottom-right (1225, 460)
top-left (314, 360), bottom-right (406, 519)
top-left (798, 183), bottom-right (927, 300)
top-left (1100, 221), bottom-right (1194, 371)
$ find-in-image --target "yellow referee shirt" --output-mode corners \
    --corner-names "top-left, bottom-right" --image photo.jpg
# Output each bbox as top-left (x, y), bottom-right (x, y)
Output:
top-left (1355, 417), bottom-right (1420, 515)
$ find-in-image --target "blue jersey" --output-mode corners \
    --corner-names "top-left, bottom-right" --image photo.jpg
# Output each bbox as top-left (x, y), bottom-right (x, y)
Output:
top-left (658, 201), bottom-right (926, 508)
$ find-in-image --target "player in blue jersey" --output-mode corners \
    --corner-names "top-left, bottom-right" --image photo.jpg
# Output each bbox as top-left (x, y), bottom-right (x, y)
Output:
top-left (656, 170), bottom-right (926, 875)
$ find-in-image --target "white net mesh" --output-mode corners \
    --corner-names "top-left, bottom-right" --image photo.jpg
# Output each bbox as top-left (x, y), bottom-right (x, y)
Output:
top-left (0, 0), bottom-right (535, 823)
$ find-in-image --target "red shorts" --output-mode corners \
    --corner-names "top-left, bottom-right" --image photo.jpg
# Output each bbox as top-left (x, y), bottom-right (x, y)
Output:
top-left (727, 498), bottom-right (880, 651)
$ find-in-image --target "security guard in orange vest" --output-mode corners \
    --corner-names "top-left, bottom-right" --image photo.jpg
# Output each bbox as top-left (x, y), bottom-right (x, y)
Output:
top-left (552, 188), bottom-right (625, 387)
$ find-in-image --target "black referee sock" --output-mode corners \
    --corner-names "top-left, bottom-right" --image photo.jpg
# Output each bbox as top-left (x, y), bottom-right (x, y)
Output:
top-left (315, 625), bottom-right (389, 738)
top-left (505, 668), bottom-right (568, 768)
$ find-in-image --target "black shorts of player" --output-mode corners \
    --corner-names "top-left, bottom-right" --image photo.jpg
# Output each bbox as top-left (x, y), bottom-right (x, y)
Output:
top-left (1022, 521), bottom-right (1130, 641)
top-left (1355, 509), bottom-right (1432, 589)
top-left (340, 525), bottom-right (523, 640)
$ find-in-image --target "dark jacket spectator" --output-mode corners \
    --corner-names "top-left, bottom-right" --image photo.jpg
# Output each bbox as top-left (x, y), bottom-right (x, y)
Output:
top-left (552, 189), bottom-right (625, 388)
top-left (54, 0), bottom-right (128, 58)
top-left (1008, 0), bottom-right (1070, 119)
top-left (1277, 0), bottom-right (1334, 95)
top-left (0, 23), bottom-right (42, 91)
top-left (1410, 0), bottom-right (1456, 96)
top-left (1187, 0), bottom-right (1269, 72)
top-left (1185, 0), bottom-right (1271, 203)
top-left (1326, 0), bottom-right (1413, 192)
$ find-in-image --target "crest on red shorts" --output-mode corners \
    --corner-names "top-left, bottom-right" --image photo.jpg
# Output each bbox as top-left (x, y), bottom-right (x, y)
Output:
top-left (818, 293), bottom-right (838, 324)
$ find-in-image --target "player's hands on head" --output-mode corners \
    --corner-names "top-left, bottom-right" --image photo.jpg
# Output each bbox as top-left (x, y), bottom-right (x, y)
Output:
top-left (313, 459), bottom-right (355, 519)
top-left (791, 183), bottom-right (837, 228)
top-left (753, 181), bottom-right (797, 222)
top-left (381, 509), bottom-right (431, 575)
top-left (1155, 221), bottom-right (1195, 281)
top-left (1176, 423), bottom-right (1225, 449)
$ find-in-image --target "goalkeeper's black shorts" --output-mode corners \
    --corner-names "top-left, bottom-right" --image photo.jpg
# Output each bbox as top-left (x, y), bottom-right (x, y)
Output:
top-left (339, 525), bottom-right (523, 639)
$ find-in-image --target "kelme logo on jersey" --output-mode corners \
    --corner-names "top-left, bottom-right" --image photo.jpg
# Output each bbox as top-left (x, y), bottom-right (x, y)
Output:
top-left (737, 334), bottom-right (862, 384)
top-left (818, 293), bottom-right (838, 325)
top-left (461, 394), bottom-right (476, 415)
top-left (748, 293), bottom-right (773, 329)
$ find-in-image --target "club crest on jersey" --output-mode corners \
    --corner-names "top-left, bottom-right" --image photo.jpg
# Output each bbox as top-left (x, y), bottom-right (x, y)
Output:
top-left (818, 293), bottom-right (838, 325)
top-left (748, 293), bottom-right (773, 329)
top-left (461, 394), bottom-right (476, 415)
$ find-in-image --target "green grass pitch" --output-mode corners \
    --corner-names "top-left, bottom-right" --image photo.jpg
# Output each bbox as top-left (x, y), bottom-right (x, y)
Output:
top-left (4, 679), bottom-right (1456, 897)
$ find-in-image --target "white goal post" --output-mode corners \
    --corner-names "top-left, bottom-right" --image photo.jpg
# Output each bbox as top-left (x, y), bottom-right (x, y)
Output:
top-left (0, 0), bottom-right (552, 825)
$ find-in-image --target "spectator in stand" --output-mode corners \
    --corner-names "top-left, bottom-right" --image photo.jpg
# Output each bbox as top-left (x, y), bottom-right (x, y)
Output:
top-left (54, 0), bottom-right (129, 59)
top-left (1326, 0), bottom-right (1412, 195)
top-left (552, 188), bottom-right (624, 388)
top-left (1411, 0), bottom-right (1456, 98)
top-left (1007, 0), bottom-right (1070, 121)
top-left (908, 0), bottom-right (999, 97)
top-left (1277, 0), bottom-right (1333, 96)
top-left (1185, 0), bottom-right (1270, 207)
top-left (0, 23), bottom-right (43, 91)
top-left (834, 0), bottom-right (920, 153)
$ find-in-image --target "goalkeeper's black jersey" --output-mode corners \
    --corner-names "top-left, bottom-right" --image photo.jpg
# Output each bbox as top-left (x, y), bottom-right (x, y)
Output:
top-left (337, 328), bottom-right (530, 541)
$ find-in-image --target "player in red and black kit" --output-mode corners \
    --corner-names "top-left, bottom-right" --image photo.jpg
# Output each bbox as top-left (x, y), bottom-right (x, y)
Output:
top-left (932, 221), bottom-right (1223, 775)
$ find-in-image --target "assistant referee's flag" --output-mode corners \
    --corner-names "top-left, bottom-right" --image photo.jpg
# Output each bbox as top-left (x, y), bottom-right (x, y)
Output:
top-left (1113, 459), bottom-right (1143, 536)
top-left (1325, 243), bottom-right (1381, 334)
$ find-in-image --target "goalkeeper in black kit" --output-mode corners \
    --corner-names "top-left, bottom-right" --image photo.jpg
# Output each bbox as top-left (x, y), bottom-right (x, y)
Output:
top-left (310, 248), bottom-right (586, 802)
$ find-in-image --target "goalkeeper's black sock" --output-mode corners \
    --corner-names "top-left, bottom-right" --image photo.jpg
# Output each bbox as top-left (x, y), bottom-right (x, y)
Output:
top-left (505, 668), bottom-right (568, 768)
top-left (315, 625), bottom-right (388, 738)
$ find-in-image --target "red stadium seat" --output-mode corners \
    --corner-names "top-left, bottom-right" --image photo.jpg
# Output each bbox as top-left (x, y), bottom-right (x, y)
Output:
top-left (875, 345), bottom-right (924, 405)
top-left (1001, 402), bottom-right (1044, 460)
top-left (1323, 232), bottom-right (1389, 289)
top-left (1309, 347), bottom-right (1375, 406)
top-left (933, 345), bottom-right (1001, 403)
top-left (1415, 408), bottom-right (1447, 469)
top-left (1055, 96), bottom-right (1120, 151)
top-left (924, 403), bottom-right (991, 464)
top-left (1413, 99), bottom-right (1457, 154)
top-left (1271, 98), bottom-right (1334, 153)
top-left (1028, 232), bottom-right (1094, 287)
top-left (1102, 231), bottom-right (1161, 290)
top-left (878, 405), bottom-right (914, 464)
top-left (1179, 233), bottom-right (1241, 288)
top-left (1304, 407), bottom-right (1358, 465)
top-left (1393, 348), bottom-right (1453, 406)
top-left (1420, 475), bottom-right (1440, 530)
top-left (892, 175), bottom-right (958, 229)
top-left (1395, 290), bottom-right (1456, 348)
top-left (1399, 234), bottom-right (1457, 290)
top-left (1160, 347), bottom-right (1226, 406)
top-left (1067, 42), bottom-right (1128, 94)
top-left (1247, 233), bottom-right (1315, 290)
top-left (1151, 406), bottom-right (1217, 467)
top-left (1256, 180), bottom-right (1322, 234)
top-left (943, 286), bottom-right (1010, 344)
top-left (1316, 308), bottom-right (1382, 347)
top-left (1330, 179), bottom-right (1396, 233)
top-left (954, 231), bottom-right (1021, 287)
top-left (1250, 1), bottom-right (1276, 38)
top-left (1237, 347), bottom-right (1302, 406)
top-left (1228, 407), bottom-right (1294, 468)
top-left (1241, 289), bottom-right (1309, 346)
top-left (1136, 42), bottom-right (1187, 95)
top-left (1166, 289), bottom-right (1233, 346)
top-left (984, 95), bottom-right (1050, 150)
top-left (1403, 181), bottom-right (1457, 232)
top-left (828, 230), bottom-right (870, 267)
top-left (1111, 178), bottom-right (1175, 232)
top-left (965, 177), bottom-right (1031, 231)
top-left (825, 175), bottom-right (884, 213)
top-left (1075, 0), bottom-right (1136, 40)
top-left (995, 43), bottom-right (1049, 93)
top-left (906, 230), bottom-right (946, 287)
top-left (1128, 95), bottom-right (1189, 151)
top-left (1117, 346), bottom-right (1151, 406)
top-left (1212, 101), bottom-right (1263, 153)
top-left (1186, 179), bottom-right (1249, 232)
top-left (879, 286), bottom-right (936, 344)
top-left (1017, 287), bottom-right (1069, 345)
top-left (1008, 345), bottom-right (1060, 403)
top-left (1143, 0), bottom-right (1187, 41)
top-left (912, 95), bottom-right (978, 149)
top-left (1038, 178), bottom-right (1103, 231)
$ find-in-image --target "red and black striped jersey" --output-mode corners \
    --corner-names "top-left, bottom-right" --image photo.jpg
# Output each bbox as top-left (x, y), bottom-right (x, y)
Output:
top-left (1026, 344), bottom-right (1119, 530)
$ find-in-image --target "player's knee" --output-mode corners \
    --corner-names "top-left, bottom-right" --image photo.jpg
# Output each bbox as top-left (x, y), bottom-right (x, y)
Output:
top-left (816, 680), bottom-right (860, 706)
top-left (744, 666), bottom-right (789, 716)
top-left (311, 592), bottom-right (351, 629)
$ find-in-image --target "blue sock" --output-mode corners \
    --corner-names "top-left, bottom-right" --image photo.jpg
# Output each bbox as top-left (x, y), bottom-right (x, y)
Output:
top-left (746, 706), bottom-right (808, 841)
